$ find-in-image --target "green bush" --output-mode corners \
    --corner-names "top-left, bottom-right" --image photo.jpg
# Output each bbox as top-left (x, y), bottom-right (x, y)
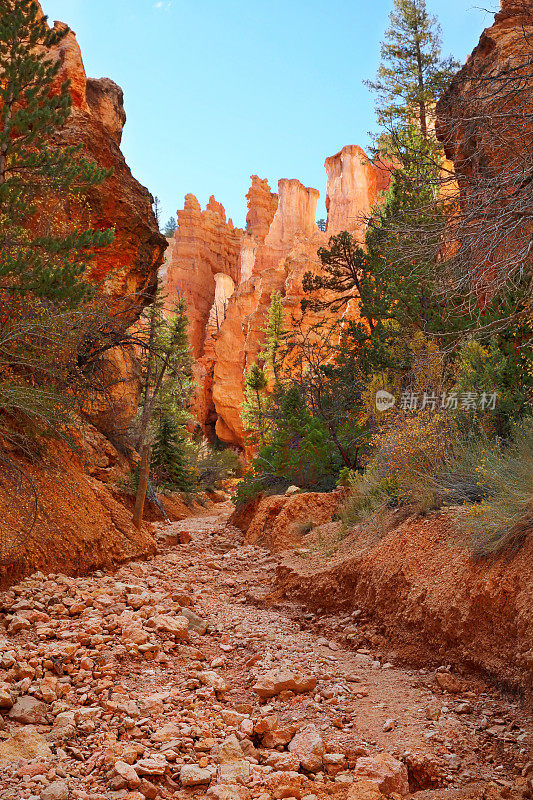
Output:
top-left (191, 443), bottom-right (240, 491)
top-left (151, 413), bottom-right (195, 493)
top-left (234, 470), bottom-right (291, 508)
top-left (452, 337), bottom-right (532, 438)
top-left (255, 387), bottom-right (343, 490)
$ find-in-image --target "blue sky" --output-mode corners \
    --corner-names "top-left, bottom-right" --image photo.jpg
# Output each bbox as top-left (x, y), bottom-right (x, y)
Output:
top-left (42, 0), bottom-right (493, 228)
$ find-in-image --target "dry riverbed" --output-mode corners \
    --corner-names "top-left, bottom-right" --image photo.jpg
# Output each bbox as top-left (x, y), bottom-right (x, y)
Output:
top-left (0, 502), bottom-right (531, 800)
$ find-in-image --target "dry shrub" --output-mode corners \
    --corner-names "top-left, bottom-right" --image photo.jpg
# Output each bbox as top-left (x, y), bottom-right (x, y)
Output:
top-left (291, 519), bottom-right (315, 537)
top-left (452, 418), bottom-right (533, 557)
top-left (340, 409), bottom-right (456, 537)
top-left (371, 409), bottom-right (457, 510)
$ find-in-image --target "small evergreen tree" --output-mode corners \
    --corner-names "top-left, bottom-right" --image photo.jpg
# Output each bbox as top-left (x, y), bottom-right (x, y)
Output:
top-left (242, 363), bottom-right (268, 446)
top-left (0, 0), bottom-right (113, 304)
top-left (364, 0), bottom-right (458, 139)
top-left (163, 216), bottom-right (177, 237)
top-left (151, 412), bottom-right (195, 492)
top-left (136, 296), bottom-right (194, 451)
top-left (260, 290), bottom-right (288, 383)
top-left (152, 196), bottom-right (161, 226)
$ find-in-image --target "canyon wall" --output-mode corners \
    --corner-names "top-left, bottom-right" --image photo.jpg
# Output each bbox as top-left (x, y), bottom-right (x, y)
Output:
top-left (46, 15), bottom-right (167, 438)
top-left (49, 20), bottom-right (166, 318)
top-left (163, 145), bottom-right (390, 449)
top-left (0, 8), bottom-right (168, 582)
top-left (435, 0), bottom-right (533, 302)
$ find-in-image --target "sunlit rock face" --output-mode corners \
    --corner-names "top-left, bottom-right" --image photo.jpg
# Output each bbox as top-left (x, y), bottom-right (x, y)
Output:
top-left (253, 179), bottom-right (320, 275)
top-left (325, 145), bottom-right (391, 239)
top-left (163, 146), bottom-right (390, 450)
top-left (45, 17), bottom-right (165, 318)
top-left (164, 194), bottom-right (242, 358)
top-left (33, 7), bottom-right (166, 437)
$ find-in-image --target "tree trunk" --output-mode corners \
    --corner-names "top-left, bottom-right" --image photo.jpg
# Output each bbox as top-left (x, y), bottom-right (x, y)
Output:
top-left (133, 444), bottom-right (152, 529)
top-left (415, 39), bottom-right (428, 139)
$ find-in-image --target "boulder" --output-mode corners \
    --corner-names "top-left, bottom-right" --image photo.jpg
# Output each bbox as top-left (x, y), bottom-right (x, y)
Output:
top-left (0, 686), bottom-right (13, 709)
top-left (0, 727), bottom-right (52, 765)
top-left (136, 755), bottom-right (167, 776)
top-left (288, 725), bottom-right (324, 773)
top-left (114, 760), bottom-right (141, 789)
top-left (353, 753), bottom-right (409, 796)
top-left (264, 770), bottom-right (308, 800)
top-left (265, 752), bottom-right (301, 772)
top-left (180, 607), bottom-right (208, 634)
top-left (347, 781), bottom-right (384, 800)
top-left (180, 764), bottom-right (213, 786)
top-left (253, 666), bottom-right (316, 698)
top-left (435, 671), bottom-right (464, 694)
top-left (200, 670), bottom-right (228, 692)
top-left (8, 696), bottom-right (49, 725)
top-left (152, 613), bottom-right (189, 640)
top-left (40, 781), bottom-right (69, 800)
top-left (212, 734), bottom-right (243, 763)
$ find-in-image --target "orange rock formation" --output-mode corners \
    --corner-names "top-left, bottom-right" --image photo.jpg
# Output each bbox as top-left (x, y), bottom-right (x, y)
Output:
top-left (163, 146), bottom-right (390, 449)
top-left (325, 145), bottom-right (390, 238)
top-left (42, 13), bottom-right (166, 437)
top-left (164, 194), bottom-right (242, 358)
top-left (0, 7), bottom-right (167, 579)
top-left (48, 20), bottom-right (166, 319)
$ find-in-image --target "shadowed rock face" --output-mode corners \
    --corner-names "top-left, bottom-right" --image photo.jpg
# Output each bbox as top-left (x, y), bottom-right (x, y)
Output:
top-left (435, 1), bottom-right (533, 303)
top-left (163, 146), bottom-right (390, 450)
top-left (436, 0), bottom-right (533, 184)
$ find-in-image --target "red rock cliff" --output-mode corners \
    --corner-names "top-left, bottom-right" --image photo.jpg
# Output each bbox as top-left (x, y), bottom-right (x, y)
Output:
top-left (435, 0), bottom-right (533, 300)
top-left (0, 8), bottom-right (168, 582)
top-left (48, 20), bottom-right (166, 320)
top-left (164, 146), bottom-right (389, 449)
top-left (43, 14), bottom-right (167, 437)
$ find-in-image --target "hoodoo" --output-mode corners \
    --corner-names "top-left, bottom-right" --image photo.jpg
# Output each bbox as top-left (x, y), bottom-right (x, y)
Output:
top-left (162, 146), bottom-right (390, 447)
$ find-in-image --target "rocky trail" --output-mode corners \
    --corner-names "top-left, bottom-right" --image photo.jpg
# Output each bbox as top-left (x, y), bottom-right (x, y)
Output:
top-left (0, 502), bottom-right (531, 800)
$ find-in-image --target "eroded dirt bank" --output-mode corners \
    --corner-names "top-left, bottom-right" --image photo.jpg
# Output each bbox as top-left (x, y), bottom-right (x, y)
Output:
top-left (0, 431), bottom-right (156, 589)
top-left (0, 504), bottom-right (531, 800)
top-left (0, 426), bottom-right (219, 588)
top-left (273, 511), bottom-right (533, 701)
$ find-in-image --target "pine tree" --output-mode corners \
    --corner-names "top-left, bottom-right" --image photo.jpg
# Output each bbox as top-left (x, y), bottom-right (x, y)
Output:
top-left (243, 363), bottom-right (268, 446)
top-left (136, 296), bottom-right (194, 451)
top-left (163, 216), bottom-right (177, 237)
top-left (260, 290), bottom-right (288, 383)
top-left (0, 0), bottom-right (113, 304)
top-left (0, 1), bottom-right (118, 460)
top-left (364, 0), bottom-right (458, 139)
top-left (151, 412), bottom-right (195, 492)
